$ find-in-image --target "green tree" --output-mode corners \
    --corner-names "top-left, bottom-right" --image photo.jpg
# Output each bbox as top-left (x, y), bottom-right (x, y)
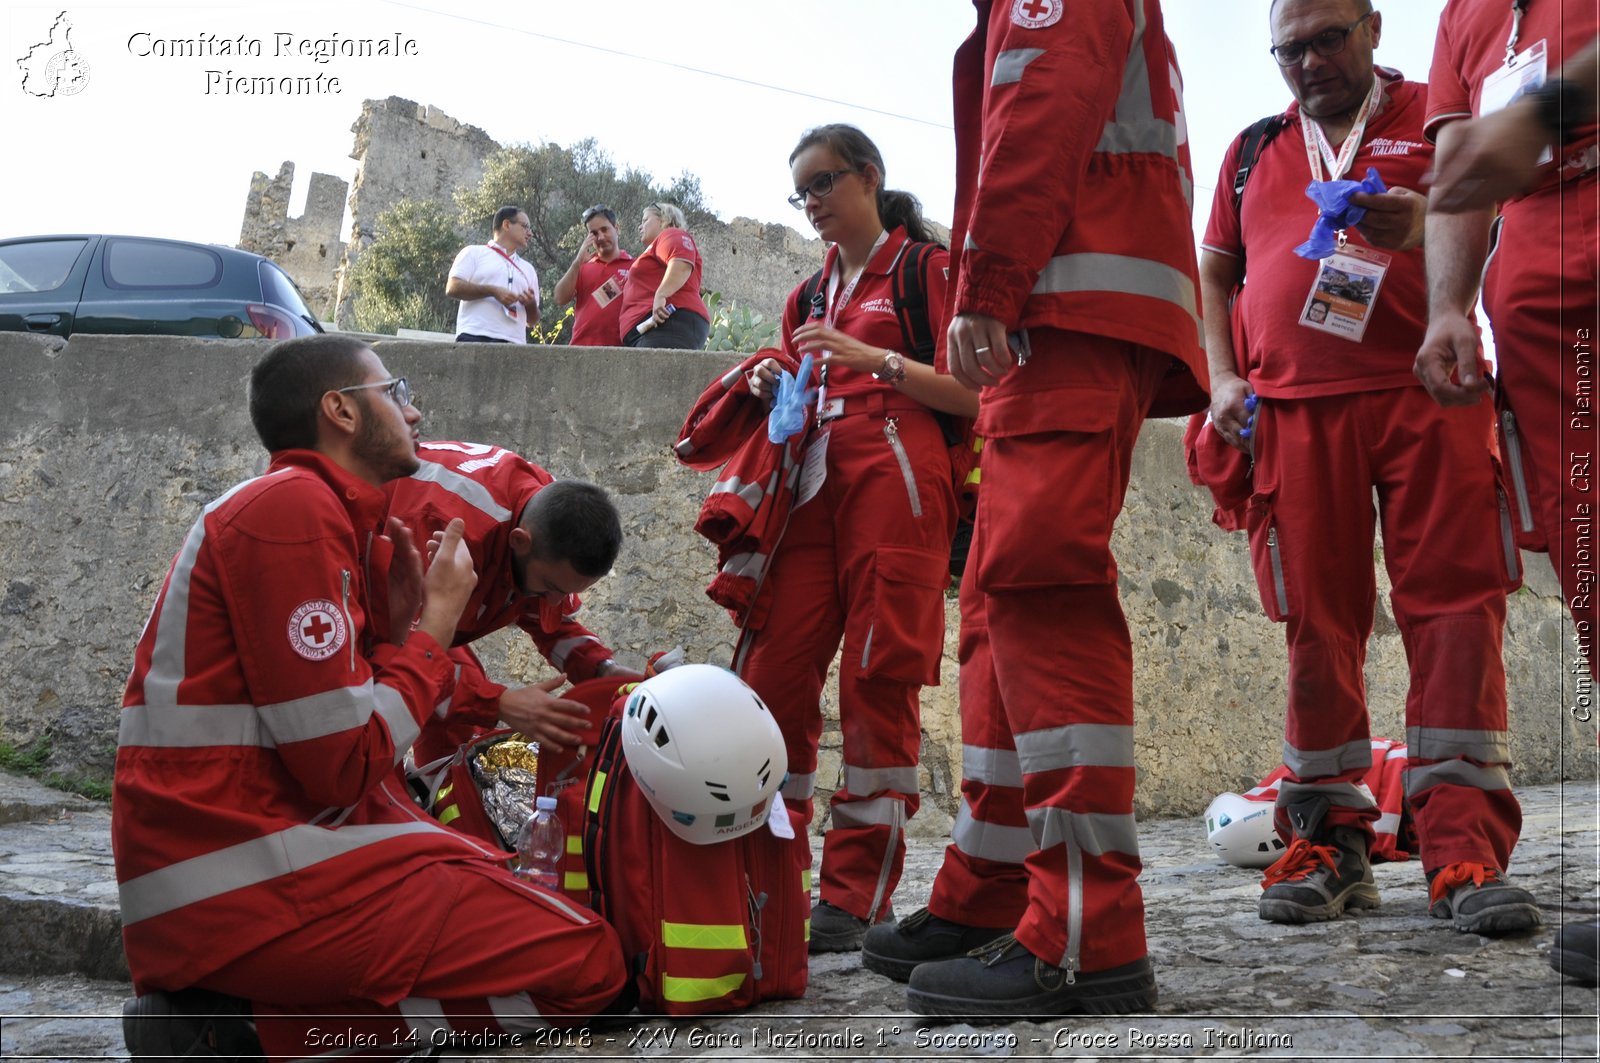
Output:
top-left (345, 198), bottom-right (466, 335)
top-left (456, 139), bottom-right (715, 341)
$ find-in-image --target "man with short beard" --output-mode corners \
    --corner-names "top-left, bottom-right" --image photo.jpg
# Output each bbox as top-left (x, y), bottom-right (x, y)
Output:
top-left (553, 204), bottom-right (634, 345)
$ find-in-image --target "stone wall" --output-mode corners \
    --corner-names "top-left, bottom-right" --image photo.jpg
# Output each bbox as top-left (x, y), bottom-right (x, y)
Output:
top-left (238, 162), bottom-right (348, 319)
top-left (0, 333), bottom-right (1589, 837)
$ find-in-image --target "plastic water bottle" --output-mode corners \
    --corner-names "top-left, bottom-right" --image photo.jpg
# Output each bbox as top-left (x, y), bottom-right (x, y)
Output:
top-left (515, 795), bottom-right (563, 891)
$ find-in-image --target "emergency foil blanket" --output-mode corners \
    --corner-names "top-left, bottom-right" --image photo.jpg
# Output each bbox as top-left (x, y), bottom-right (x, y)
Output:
top-left (472, 737), bottom-right (540, 846)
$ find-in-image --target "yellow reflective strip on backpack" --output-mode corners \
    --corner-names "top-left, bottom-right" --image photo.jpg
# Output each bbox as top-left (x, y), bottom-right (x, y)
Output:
top-left (564, 870), bottom-right (588, 891)
top-left (966, 466), bottom-right (982, 486)
top-left (566, 833), bottom-right (583, 855)
top-left (436, 782), bottom-right (454, 801)
top-left (660, 972), bottom-right (747, 1003)
top-left (437, 804), bottom-right (461, 826)
top-left (661, 921), bottom-right (748, 950)
top-left (588, 769), bottom-right (608, 815)
top-left (801, 868), bottom-right (812, 892)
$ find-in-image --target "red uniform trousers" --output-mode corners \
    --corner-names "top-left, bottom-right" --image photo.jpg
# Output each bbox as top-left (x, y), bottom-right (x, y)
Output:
top-left (930, 330), bottom-right (1164, 975)
top-left (927, 563), bottom-right (1030, 927)
top-left (737, 397), bottom-right (955, 922)
top-left (1245, 387), bottom-right (1521, 872)
top-left (1483, 173), bottom-right (1600, 661)
top-left (196, 858), bottom-right (626, 1062)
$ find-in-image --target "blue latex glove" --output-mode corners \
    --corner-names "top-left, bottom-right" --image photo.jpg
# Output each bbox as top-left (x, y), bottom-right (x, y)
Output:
top-left (1294, 167), bottom-right (1388, 260)
top-left (767, 353), bottom-right (817, 443)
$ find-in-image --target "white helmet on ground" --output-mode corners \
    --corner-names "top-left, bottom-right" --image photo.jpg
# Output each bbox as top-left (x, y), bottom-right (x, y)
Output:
top-left (620, 663), bottom-right (787, 845)
top-left (1204, 792), bottom-right (1286, 868)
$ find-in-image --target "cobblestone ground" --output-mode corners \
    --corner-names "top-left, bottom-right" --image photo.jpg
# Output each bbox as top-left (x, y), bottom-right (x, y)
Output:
top-left (2, 772), bottom-right (1595, 1062)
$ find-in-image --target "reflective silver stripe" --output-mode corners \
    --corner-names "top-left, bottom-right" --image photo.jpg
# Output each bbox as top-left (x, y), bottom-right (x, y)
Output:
top-left (409, 460), bottom-right (513, 522)
top-left (141, 476), bottom-right (275, 708)
top-left (782, 772), bottom-right (816, 800)
top-left (720, 365), bottom-right (744, 389)
top-left (709, 476), bottom-right (766, 511)
top-left (1374, 812), bottom-right (1402, 836)
top-left (830, 795), bottom-right (905, 829)
top-left (721, 552), bottom-right (768, 580)
top-left (259, 682), bottom-right (377, 745)
top-left (399, 998), bottom-right (450, 1041)
top-left (1282, 738), bottom-right (1375, 780)
top-left (992, 47), bottom-right (1045, 86)
top-left (860, 624), bottom-right (874, 671)
top-left (487, 993), bottom-right (547, 1032)
top-left (963, 232), bottom-right (979, 251)
top-left (843, 763), bottom-right (919, 795)
top-left (1014, 723), bottom-right (1134, 775)
top-left (374, 683), bottom-right (420, 762)
top-left (962, 744), bottom-right (1023, 789)
top-left (119, 821), bottom-right (460, 925)
top-left (1031, 252), bottom-right (1201, 341)
top-left (1274, 779), bottom-right (1375, 810)
top-left (1026, 808), bottom-right (1140, 857)
top-left (119, 704), bottom-right (267, 748)
top-left (549, 635), bottom-right (600, 672)
top-left (952, 798), bottom-right (1033, 865)
top-left (673, 437), bottom-right (695, 458)
top-left (1405, 726), bottom-right (1511, 764)
top-left (1405, 759), bottom-right (1512, 795)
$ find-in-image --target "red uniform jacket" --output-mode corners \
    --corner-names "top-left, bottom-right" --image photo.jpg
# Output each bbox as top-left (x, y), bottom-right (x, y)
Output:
top-left (383, 442), bottom-right (617, 733)
top-left (948, 0), bottom-right (1207, 417)
top-left (113, 451), bottom-right (501, 992)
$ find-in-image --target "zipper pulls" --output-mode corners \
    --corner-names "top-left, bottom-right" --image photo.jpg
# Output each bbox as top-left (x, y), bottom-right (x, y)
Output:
top-left (341, 569), bottom-right (355, 671)
top-left (884, 416), bottom-right (900, 440)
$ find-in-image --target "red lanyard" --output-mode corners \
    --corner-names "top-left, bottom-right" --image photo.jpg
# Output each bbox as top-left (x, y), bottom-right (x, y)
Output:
top-left (486, 243), bottom-right (530, 285)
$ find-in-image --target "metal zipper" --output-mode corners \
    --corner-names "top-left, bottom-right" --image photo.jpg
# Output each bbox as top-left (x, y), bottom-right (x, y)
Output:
top-left (1496, 486), bottom-right (1521, 581)
top-left (341, 569), bottom-right (355, 670)
top-left (884, 418), bottom-right (922, 517)
top-left (1064, 827), bottom-right (1081, 985)
top-left (1499, 410), bottom-right (1535, 533)
top-left (865, 799), bottom-right (904, 923)
top-left (860, 625), bottom-right (874, 672)
top-left (1266, 527), bottom-right (1289, 616)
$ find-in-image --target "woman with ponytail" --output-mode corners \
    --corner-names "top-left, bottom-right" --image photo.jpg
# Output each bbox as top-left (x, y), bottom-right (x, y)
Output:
top-left (739, 124), bottom-right (977, 954)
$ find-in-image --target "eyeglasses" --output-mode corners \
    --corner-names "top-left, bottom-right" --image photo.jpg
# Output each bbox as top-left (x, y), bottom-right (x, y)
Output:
top-left (1270, 12), bottom-right (1373, 66)
top-left (581, 205), bottom-right (612, 223)
top-left (788, 169), bottom-right (855, 210)
top-left (336, 377), bottom-right (415, 408)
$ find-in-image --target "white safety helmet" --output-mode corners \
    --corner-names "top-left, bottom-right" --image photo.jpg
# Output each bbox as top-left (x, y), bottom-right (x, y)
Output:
top-left (1203, 792), bottom-right (1286, 869)
top-left (620, 663), bottom-right (787, 845)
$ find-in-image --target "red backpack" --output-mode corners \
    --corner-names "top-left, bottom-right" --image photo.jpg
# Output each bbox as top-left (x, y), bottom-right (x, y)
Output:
top-left (583, 706), bottom-right (810, 1015)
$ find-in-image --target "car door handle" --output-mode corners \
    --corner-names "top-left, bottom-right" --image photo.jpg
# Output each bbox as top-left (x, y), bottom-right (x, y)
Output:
top-left (24, 314), bottom-right (62, 331)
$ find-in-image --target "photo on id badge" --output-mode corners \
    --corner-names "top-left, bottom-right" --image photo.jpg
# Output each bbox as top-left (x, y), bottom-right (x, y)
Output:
top-left (593, 276), bottom-right (622, 308)
top-left (1301, 244), bottom-right (1390, 342)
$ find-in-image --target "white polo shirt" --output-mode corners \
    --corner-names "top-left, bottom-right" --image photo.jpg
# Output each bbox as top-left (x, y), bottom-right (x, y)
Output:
top-left (449, 243), bottom-right (539, 343)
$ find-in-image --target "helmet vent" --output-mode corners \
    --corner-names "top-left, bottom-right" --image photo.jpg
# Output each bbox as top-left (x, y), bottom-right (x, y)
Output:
top-left (705, 781), bottom-right (731, 802)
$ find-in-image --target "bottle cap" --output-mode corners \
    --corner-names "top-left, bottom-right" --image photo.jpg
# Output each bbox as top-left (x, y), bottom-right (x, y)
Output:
top-left (535, 795), bottom-right (558, 811)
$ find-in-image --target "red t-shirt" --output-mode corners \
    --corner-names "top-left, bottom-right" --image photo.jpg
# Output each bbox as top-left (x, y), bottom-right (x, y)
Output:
top-left (1202, 74), bottom-right (1432, 399)
top-left (571, 251), bottom-right (633, 346)
top-left (1426, 0), bottom-right (1598, 196)
top-left (617, 228), bottom-right (708, 336)
top-left (779, 226), bottom-right (949, 400)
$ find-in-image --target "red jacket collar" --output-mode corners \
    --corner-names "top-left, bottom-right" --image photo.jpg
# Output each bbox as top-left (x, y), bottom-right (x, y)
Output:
top-left (267, 449), bottom-right (389, 532)
top-left (820, 225), bottom-right (910, 281)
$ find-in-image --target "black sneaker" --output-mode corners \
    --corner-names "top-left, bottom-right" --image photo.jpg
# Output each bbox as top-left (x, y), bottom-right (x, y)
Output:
top-left (809, 900), bottom-right (892, 954)
top-left (1257, 796), bottom-right (1379, 924)
top-left (1551, 919), bottom-right (1600, 984)
top-left (861, 907), bottom-right (1013, 983)
top-left (906, 934), bottom-right (1157, 1020)
top-left (1427, 862), bottom-right (1542, 935)
top-left (122, 989), bottom-right (262, 1061)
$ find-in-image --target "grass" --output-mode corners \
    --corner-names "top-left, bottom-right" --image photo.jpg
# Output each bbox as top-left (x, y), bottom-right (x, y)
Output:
top-left (0, 738), bottom-right (113, 802)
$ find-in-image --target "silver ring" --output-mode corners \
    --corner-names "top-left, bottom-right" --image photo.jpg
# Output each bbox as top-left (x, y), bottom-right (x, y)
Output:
top-left (974, 346), bottom-right (991, 354)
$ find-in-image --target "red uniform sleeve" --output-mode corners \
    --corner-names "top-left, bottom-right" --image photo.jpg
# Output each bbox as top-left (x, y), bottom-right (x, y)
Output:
top-left (1201, 135), bottom-right (1248, 258)
top-left (952, 0), bottom-right (1135, 323)
top-left (515, 593), bottom-right (614, 681)
top-left (1424, 10), bottom-right (1474, 142)
top-left (216, 487), bottom-right (453, 809)
top-left (661, 228), bottom-right (699, 264)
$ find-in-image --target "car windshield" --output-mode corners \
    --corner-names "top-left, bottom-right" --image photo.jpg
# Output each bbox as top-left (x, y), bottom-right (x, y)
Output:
top-left (259, 262), bottom-right (318, 324)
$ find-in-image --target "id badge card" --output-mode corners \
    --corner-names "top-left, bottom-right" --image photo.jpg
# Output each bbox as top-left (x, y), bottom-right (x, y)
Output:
top-left (1300, 244), bottom-right (1391, 343)
top-left (591, 275), bottom-right (622, 309)
top-left (1482, 39), bottom-right (1552, 165)
top-left (796, 425), bottom-right (830, 508)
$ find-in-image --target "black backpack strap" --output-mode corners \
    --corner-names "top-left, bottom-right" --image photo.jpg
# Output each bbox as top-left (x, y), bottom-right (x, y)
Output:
top-left (890, 242), bottom-right (938, 365)
top-left (583, 713), bottom-right (625, 916)
top-left (798, 267), bottom-right (825, 323)
top-left (1232, 114), bottom-right (1288, 212)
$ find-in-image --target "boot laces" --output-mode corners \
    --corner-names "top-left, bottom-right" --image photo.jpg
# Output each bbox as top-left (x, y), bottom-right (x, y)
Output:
top-left (1429, 861), bottom-right (1498, 906)
top-left (970, 932), bottom-right (1026, 966)
top-left (1260, 838), bottom-right (1339, 888)
top-left (897, 907), bottom-right (933, 932)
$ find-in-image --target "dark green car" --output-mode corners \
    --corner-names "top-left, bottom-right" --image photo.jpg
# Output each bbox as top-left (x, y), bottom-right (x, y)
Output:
top-left (0, 234), bottom-right (322, 339)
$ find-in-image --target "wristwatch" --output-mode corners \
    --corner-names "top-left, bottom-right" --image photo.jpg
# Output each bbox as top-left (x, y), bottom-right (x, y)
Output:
top-left (1530, 77), bottom-right (1594, 145)
top-left (874, 350), bottom-right (907, 384)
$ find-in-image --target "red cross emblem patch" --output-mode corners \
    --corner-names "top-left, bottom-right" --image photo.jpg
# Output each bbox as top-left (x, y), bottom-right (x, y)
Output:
top-left (1011, 0), bottom-right (1062, 29)
top-left (287, 599), bottom-right (347, 661)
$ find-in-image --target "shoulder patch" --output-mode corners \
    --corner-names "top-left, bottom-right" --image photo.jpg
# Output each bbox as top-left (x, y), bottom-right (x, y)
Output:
top-left (288, 599), bottom-right (347, 661)
top-left (1011, 0), bottom-right (1062, 29)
